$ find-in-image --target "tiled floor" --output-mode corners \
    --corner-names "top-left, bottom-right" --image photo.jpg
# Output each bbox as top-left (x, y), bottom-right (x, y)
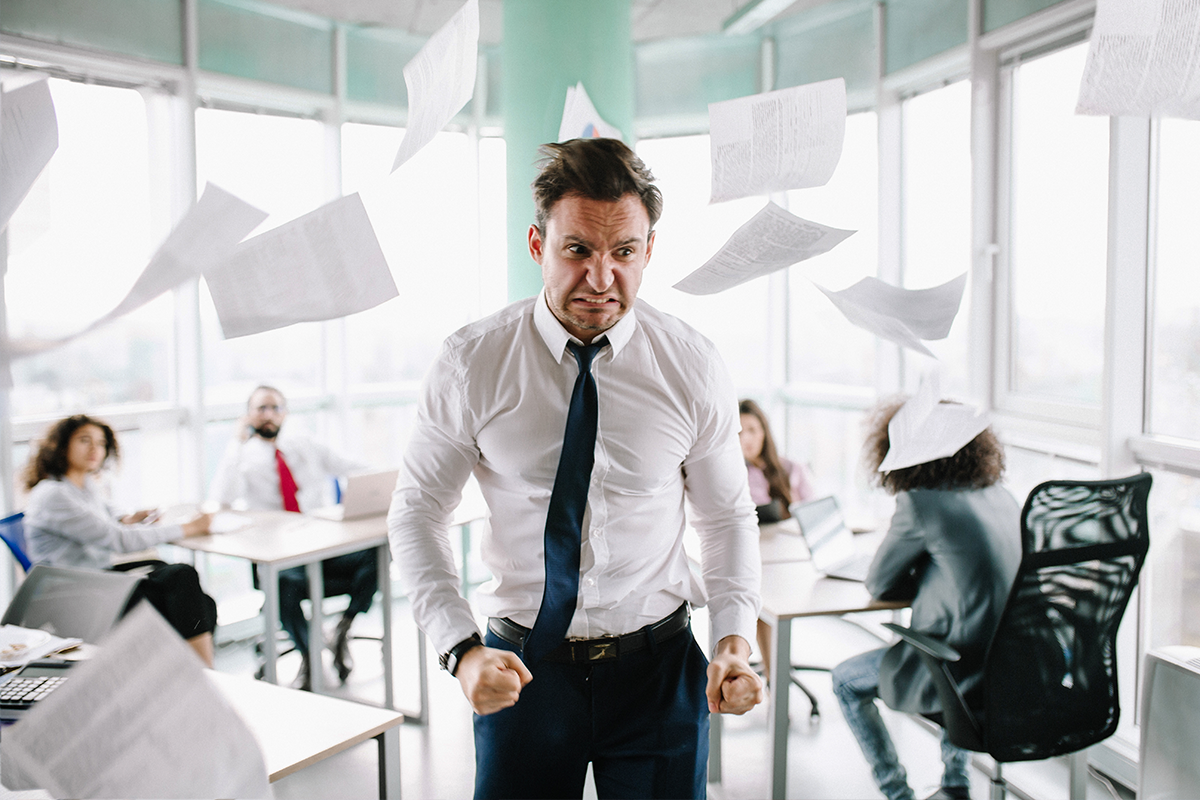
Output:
top-left (212, 597), bottom-right (1134, 800)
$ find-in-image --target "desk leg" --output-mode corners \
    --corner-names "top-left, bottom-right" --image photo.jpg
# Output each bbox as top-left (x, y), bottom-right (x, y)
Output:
top-left (459, 521), bottom-right (471, 596)
top-left (768, 617), bottom-right (791, 800)
top-left (261, 563), bottom-right (279, 684)
top-left (307, 561), bottom-right (325, 694)
top-left (376, 725), bottom-right (401, 800)
top-left (379, 544), bottom-right (396, 711)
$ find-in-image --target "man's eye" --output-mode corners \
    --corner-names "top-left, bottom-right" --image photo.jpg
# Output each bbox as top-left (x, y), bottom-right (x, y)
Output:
top-left (567, 244), bottom-right (588, 255)
top-left (617, 247), bottom-right (634, 257)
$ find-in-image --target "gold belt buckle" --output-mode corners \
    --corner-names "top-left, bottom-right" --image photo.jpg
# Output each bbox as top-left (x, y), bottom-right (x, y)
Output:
top-left (587, 636), bottom-right (619, 661)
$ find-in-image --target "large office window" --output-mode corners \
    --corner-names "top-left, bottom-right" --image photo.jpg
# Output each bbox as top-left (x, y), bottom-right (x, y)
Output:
top-left (786, 111), bottom-right (879, 389)
top-left (6, 79), bottom-right (171, 417)
top-left (194, 107), bottom-right (328, 410)
top-left (1148, 118), bottom-right (1200, 441)
top-left (903, 81), bottom-right (972, 399)
top-left (635, 135), bottom-right (769, 393)
top-left (341, 124), bottom-right (481, 387)
top-left (1002, 42), bottom-right (1108, 411)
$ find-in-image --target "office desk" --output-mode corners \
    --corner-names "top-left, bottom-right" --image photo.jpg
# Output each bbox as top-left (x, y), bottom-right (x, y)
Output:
top-left (757, 519), bottom-right (811, 564)
top-left (176, 512), bottom-right (414, 717)
top-left (757, 560), bottom-right (907, 799)
top-left (210, 670), bottom-right (403, 800)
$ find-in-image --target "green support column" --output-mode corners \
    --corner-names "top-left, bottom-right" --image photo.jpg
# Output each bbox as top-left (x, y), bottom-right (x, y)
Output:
top-left (502, 0), bottom-right (635, 301)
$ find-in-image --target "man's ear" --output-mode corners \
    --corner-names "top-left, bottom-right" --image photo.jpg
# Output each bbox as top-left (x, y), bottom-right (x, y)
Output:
top-left (528, 224), bottom-right (545, 264)
top-left (645, 229), bottom-right (656, 267)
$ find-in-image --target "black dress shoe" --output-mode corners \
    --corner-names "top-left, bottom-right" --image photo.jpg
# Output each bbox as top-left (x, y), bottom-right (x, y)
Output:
top-left (292, 652), bottom-right (312, 691)
top-left (332, 614), bottom-right (355, 684)
top-left (924, 787), bottom-right (971, 800)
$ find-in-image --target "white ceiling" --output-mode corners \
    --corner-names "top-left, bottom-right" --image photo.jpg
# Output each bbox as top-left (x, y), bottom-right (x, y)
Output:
top-left (266, 0), bottom-right (824, 45)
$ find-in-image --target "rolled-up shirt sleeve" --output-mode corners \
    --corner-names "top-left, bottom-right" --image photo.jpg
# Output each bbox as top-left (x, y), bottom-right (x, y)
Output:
top-left (387, 346), bottom-right (483, 655)
top-left (683, 356), bottom-right (761, 649)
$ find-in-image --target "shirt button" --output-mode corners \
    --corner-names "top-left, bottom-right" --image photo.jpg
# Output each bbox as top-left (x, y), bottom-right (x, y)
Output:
top-left (585, 578), bottom-right (596, 586)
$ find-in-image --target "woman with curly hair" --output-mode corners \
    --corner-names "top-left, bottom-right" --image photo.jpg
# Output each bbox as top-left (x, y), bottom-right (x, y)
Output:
top-left (22, 414), bottom-right (218, 666)
top-left (831, 394), bottom-right (1021, 800)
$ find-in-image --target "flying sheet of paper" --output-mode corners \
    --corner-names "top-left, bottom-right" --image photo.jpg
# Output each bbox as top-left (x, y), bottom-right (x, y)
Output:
top-left (879, 372), bottom-right (990, 471)
top-left (558, 81), bottom-right (623, 142)
top-left (0, 77), bottom-right (59, 233)
top-left (391, 0), bottom-right (479, 171)
top-left (673, 201), bottom-right (855, 295)
top-left (204, 192), bottom-right (398, 339)
top-left (1076, 0), bottom-right (1200, 120)
top-left (0, 604), bottom-right (270, 799)
top-left (816, 273), bottom-right (967, 358)
top-left (7, 183), bottom-right (266, 360)
top-left (708, 77), bottom-right (846, 204)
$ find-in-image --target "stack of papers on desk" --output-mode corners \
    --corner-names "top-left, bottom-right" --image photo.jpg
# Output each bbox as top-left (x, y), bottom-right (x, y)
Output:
top-left (0, 625), bottom-right (80, 670)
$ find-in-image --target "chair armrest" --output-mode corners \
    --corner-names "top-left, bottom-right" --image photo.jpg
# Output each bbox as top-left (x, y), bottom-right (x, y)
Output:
top-left (882, 622), bottom-right (961, 663)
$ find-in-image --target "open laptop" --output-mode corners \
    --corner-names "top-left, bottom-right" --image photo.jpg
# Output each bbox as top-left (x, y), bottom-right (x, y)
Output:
top-left (3, 564), bottom-right (142, 644)
top-left (790, 495), bottom-right (874, 582)
top-left (310, 469), bottom-right (399, 521)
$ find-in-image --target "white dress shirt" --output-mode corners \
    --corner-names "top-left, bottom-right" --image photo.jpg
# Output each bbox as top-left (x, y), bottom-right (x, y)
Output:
top-left (24, 477), bottom-right (187, 570)
top-left (388, 291), bottom-right (761, 655)
top-left (209, 432), bottom-right (364, 513)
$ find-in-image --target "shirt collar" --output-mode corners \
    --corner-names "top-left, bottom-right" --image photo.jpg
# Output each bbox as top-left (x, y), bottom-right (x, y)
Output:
top-left (533, 289), bottom-right (636, 362)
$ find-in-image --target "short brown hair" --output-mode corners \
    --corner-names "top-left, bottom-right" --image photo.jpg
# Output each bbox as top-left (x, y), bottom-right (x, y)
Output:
top-left (862, 396), bottom-right (1005, 494)
top-left (531, 138), bottom-right (663, 233)
top-left (23, 415), bottom-right (119, 491)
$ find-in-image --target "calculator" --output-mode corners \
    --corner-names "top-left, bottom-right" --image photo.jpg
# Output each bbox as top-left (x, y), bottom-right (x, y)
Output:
top-left (0, 660), bottom-right (72, 719)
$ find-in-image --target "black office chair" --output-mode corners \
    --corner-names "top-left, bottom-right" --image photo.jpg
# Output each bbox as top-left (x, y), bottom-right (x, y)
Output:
top-left (883, 473), bottom-right (1151, 800)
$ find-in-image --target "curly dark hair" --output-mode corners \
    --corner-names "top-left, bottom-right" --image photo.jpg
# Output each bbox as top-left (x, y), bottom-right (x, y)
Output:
top-left (531, 138), bottom-right (663, 234)
top-left (862, 396), bottom-right (1005, 494)
top-left (22, 415), bottom-right (119, 491)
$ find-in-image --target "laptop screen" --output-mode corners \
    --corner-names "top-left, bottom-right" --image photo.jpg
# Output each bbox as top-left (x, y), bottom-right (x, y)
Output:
top-left (791, 496), bottom-right (859, 574)
top-left (2, 565), bottom-right (141, 644)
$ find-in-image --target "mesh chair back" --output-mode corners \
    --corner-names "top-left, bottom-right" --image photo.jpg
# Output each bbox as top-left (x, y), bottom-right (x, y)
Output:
top-left (982, 474), bottom-right (1151, 762)
top-left (0, 512), bottom-right (31, 572)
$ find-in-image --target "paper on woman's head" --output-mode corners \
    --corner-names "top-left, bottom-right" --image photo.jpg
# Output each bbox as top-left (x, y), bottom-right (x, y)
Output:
top-left (879, 372), bottom-right (990, 472)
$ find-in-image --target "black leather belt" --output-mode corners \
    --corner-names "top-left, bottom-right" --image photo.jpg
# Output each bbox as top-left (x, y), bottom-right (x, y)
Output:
top-left (489, 604), bottom-right (690, 664)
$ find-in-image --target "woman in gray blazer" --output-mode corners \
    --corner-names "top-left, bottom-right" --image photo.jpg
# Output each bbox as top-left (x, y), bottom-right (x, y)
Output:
top-left (832, 398), bottom-right (1021, 800)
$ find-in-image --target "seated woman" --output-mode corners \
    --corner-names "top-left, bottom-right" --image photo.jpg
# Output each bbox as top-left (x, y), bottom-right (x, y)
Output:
top-left (831, 396), bottom-right (1021, 800)
top-left (738, 398), bottom-right (816, 682)
top-left (738, 398), bottom-right (815, 523)
top-left (22, 415), bottom-right (218, 667)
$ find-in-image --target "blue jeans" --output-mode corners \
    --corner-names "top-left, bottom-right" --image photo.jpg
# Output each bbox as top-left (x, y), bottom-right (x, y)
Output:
top-left (832, 647), bottom-right (970, 800)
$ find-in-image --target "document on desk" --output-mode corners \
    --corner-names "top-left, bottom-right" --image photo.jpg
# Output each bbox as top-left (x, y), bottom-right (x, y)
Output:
top-left (1, 605), bottom-right (269, 799)
top-left (815, 273), bottom-right (966, 358)
top-left (558, 81), bottom-right (623, 142)
top-left (708, 78), bottom-right (845, 204)
top-left (204, 192), bottom-right (398, 338)
top-left (879, 371), bottom-right (989, 471)
top-left (392, 0), bottom-right (479, 171)
top-left (673, 200), bottom-right (855, 294)
top-left (0, 76), bottom-right (58, 234)
top-left (7, 182), bottom-right (266, 360)
top-left (1076, 0), bottom-right (1200, 120)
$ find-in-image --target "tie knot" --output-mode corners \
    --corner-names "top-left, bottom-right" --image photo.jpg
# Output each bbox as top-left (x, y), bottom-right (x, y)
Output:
top-left (567, 340), bottom-right (606, 372)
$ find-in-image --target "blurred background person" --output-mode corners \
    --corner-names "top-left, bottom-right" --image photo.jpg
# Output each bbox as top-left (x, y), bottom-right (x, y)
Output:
top-left (22, 414), bottom-right (217, 666)
top-left (831, 395), bottom-right (1020, 800)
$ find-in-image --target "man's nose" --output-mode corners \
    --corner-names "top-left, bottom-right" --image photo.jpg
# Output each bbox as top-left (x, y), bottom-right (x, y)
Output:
top-left (585, 258), bottom-right (615, 292)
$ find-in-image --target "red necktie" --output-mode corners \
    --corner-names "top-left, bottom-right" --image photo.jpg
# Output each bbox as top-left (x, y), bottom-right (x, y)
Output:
top-left (275, 449), bottom-right (301, 513)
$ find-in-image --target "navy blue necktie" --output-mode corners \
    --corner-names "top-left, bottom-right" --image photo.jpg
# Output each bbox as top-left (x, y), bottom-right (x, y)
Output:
top-left (523, 340), bottom-right (605, 665)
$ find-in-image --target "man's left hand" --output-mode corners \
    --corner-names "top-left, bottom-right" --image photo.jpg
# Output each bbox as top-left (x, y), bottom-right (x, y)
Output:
top-left (705, 634), bottom-right (764, 715)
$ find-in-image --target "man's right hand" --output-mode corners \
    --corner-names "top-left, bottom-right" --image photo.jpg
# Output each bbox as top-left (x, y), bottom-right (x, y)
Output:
top-left (455, 645), bottom-right (532, 715)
